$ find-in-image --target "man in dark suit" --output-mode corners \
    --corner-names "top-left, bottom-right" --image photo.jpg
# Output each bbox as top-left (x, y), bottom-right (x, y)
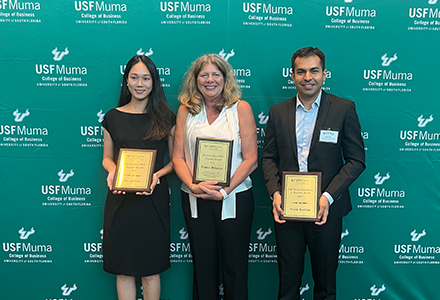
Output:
top-left (262, 47), bottom-right (365, 300)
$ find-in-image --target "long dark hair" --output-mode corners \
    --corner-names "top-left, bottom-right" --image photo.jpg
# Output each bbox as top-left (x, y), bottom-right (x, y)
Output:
top-left (118, 55), bottom-right (174, 140)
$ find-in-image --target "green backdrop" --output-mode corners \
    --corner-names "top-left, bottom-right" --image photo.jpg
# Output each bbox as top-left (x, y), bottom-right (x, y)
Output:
top-left (1, 1), bottom-right (439, 299)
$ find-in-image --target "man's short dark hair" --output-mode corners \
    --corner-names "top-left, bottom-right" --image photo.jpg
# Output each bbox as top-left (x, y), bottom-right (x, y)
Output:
top-left (291, 47), bottom-right (326, 71)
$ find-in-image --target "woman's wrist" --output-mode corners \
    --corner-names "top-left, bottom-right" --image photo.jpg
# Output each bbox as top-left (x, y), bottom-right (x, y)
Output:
top-left (219, 188), bottom-right (229, 200)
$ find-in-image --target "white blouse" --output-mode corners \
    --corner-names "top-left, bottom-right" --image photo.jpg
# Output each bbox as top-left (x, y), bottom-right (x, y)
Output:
top-left (181, 100), bottom-right (252, 220)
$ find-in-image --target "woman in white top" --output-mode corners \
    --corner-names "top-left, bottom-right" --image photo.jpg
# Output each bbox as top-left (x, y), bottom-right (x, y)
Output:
top-left (173, 53), bottom-right (257, 300)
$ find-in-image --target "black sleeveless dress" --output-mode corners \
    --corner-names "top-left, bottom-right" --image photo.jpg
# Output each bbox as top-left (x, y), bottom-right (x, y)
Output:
top-left (101, 108), bottom-right (175, 276)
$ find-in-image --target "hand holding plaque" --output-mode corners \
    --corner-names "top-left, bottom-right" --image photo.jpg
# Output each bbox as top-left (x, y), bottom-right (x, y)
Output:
top-left (113, 148), bottom-right (157, 192)
top-left (281, 172), bottom-right (322, 222)
top-left (192, 137), bottom-right (233, 187)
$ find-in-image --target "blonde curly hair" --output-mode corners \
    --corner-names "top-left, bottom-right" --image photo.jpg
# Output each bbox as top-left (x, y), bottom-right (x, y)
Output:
top-left (179, 53), bottom-right (241, 115)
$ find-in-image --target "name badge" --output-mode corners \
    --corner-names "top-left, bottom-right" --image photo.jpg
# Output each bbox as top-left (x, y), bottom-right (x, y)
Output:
top-left (319, 130), bottom-right (338, 144)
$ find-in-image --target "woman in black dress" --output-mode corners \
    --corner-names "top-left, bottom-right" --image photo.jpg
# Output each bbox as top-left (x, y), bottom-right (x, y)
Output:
top-left (101, 55), bottom-right (175, 300)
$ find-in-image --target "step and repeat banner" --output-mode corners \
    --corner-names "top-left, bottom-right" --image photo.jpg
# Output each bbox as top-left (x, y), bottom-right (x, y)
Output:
top-left (1, 1), bottom-right (439, 299)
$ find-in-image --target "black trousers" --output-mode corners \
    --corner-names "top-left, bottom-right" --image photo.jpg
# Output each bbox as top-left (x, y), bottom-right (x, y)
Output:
top-left (181, 189), bottom-right (254, 300)
top-left (275, 218), bottom-right (342, 300)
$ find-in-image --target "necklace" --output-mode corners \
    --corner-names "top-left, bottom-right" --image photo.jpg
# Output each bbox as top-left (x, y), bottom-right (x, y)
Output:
top-left (206, 106), bottom-right (218, 118)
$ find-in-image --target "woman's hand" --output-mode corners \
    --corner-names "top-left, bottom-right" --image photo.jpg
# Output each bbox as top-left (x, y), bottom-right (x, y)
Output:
top-left (103, 129), bottom-right (125, 195)
top-left (191, 181), bottom-right (223, 200)
top-left (106, 171), bottom-right (115, 190)
top-left (136, 173), bottom-right (159, 196)
top-left (107, 171), bottom-right (126, 195)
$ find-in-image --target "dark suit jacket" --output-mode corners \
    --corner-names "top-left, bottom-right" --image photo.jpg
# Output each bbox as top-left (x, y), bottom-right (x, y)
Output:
top-left (262, 91), bottom-right (366, 220)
